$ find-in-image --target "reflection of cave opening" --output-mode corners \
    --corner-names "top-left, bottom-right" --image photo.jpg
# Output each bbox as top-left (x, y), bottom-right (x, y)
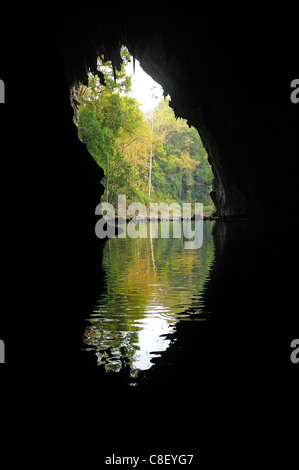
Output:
top-left (73, 45), bottom-right (215, 380)
top-left (82, 220), bottom-right (215, 379)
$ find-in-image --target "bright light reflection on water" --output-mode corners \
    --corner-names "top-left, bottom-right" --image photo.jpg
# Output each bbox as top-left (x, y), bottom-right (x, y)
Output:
top-left (82, 220), bottom-right (215, 378)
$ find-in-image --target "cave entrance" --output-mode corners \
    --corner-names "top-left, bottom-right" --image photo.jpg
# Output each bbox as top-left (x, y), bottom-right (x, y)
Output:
top-left (75, 46), bottom-right (215, 381)
top-left (75, 46), bottom-right (214, 214)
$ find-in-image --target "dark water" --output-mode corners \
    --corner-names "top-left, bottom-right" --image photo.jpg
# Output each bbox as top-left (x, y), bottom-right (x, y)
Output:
top-left (80, 219), bottom-right (298, 448)
top-left (83, 220), bottom-right (215, 378)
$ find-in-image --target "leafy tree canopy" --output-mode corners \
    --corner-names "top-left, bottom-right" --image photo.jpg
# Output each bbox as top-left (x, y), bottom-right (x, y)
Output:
top-left (77, 47), bottom-right (213, 208)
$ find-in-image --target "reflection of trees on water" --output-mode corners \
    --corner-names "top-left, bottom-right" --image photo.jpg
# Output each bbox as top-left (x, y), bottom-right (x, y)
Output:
top-left (83, 221), bottom-right (215, 374)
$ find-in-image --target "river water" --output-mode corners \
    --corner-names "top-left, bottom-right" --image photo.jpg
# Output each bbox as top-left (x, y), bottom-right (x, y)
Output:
top-left (82, 220), bottom-right (215, 377)
top-left (79, 219), bottom-right (298, 448)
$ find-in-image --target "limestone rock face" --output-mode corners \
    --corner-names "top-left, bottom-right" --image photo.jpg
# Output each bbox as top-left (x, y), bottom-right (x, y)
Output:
top-left (1, 4), bottom-right (298, 355)
top-left (1, 4), bottom-right (298, 448)
top-left (58, 6), bottom-right (298, 217)
top-left (1, 7), bottom-right (297, 313)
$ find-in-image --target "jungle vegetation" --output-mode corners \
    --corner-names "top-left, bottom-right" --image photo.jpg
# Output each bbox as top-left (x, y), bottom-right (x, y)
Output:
top-left (77, 47), bottom-right (213, 210)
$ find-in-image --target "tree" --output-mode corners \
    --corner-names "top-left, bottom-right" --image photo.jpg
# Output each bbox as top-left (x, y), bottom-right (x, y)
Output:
top-left (78, 47), bottom-right (135, 204)
top-left (149, 99), bottom-right (212, 204)
top-left (77, 48), bottom-right (213, 208)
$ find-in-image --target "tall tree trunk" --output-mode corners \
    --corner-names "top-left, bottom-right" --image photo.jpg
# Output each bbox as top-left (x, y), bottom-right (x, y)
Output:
top-left (148, 147), bottom-right (152, 198)
top-left (106, 152), bottom-right (109, 203)
top-left (148, 120), bottom-right (153, 198)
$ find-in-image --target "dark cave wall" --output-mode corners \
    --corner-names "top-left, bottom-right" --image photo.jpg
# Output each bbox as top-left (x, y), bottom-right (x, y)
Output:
top-left (59, 5), bottom-right (298, 218)
top-left (1, 6), bottom-right (297, 330)
top-left (2, 4), bottom-right (298, 358)
top-left (124, 13), bottom-right (299, 217)
top-left (1, 4), bottom-right (298, 447)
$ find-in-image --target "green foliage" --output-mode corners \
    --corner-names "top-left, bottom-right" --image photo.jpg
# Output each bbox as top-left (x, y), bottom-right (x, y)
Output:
top-left (84, 220), bottom-right (216, 371)
top-left (149, 99), bottom-right (213, 204)
top-left (77, 47), bottom-right (213, 207)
